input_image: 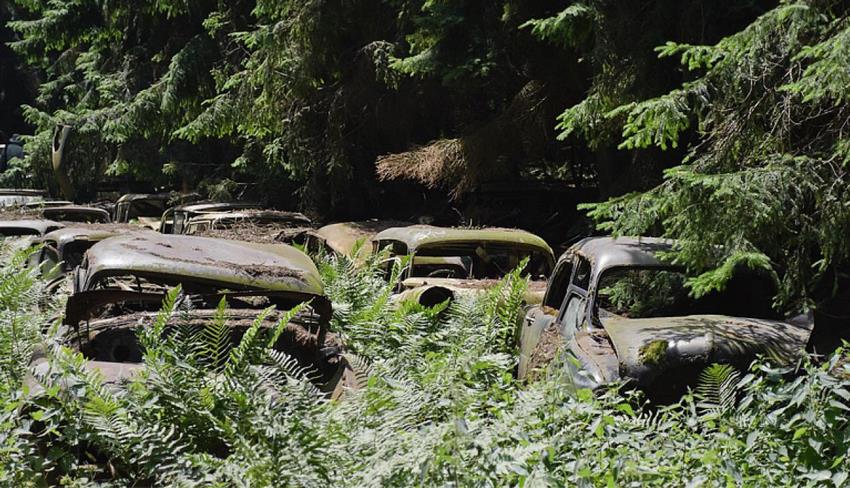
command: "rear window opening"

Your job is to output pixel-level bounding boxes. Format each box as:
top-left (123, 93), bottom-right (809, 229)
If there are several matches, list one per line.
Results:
top-left (411, 244), bottom-right (553, 280)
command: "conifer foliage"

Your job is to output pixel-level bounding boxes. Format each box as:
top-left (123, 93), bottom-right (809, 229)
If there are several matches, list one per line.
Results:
top-left (528, 0), bottom-right (850, 308)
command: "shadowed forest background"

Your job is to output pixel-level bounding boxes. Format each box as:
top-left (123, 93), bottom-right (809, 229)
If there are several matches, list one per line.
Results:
top-left (3, 0), bottom-right (850, 311)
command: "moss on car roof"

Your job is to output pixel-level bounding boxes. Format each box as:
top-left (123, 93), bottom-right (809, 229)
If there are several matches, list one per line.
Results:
top-left (372, 225), bottom-right (553, 255)
top-left (316, 220), bottom-right (412, 257)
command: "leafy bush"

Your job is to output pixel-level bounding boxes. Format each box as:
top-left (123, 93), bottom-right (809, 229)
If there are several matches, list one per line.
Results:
top-left (0, 245), bottom-right (848, 485)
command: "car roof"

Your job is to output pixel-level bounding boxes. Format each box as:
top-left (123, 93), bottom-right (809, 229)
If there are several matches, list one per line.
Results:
top-left (116, 193), bottom-right (172, 203)
top-left (176, 201), bottom-right (262, 214)
top-left (317, 220), bottom-right (412, 256)
top-left (40, 224), bottom-right (148, 249)
top-left (42, 205), bottom-right (110, 217)
top-left (372, 225), bottom-right (553, 254)
top-left (567, 236), bottom-right (675, 279)
top-left (189, 209), bottom-right (310, 224)
top-left (20, 200), bottom-right (73, 208)
top-left (0, 219), bottom-right (64, 235)
top-left (0, 189), bottom-right (47, 196)
top-left (83, 233), bottom-right (323, 296)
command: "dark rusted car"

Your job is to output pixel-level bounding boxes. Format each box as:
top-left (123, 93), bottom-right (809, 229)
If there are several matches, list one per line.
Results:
top-left (517, 237), bottom-right (814, 401)
top-left (31, 233), bottom-right (357, 397)
top-left (159, 201), bottom-right (262, 234)
top-left (0, 189), bottom-right (47, 208)
top-left (182, 209), bottom-right (312, 243)
top-left (28, 224), bottom-right (150, 284)
top-left (1, 203), bottom-right (110, 224)
top-left (114, 193), bottom-right (201, 230)
top-left (372, 225), bottom-right (555, 307)
top-left (0, 219), bottom-right (63, 238)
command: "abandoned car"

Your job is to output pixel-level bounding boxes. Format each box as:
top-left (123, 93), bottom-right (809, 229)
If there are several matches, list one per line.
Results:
top-left (28, 224), bottom-right (149, 280)
top-left (114, 193), bottom-right (200, 229)
top-left (371, 225), bottom-right (555, 306)
top-left (181, 209), bottom-right (312, 242)
top-left (517, 237), bottom-right (814, 400)
top-left (159, 201), bottom-right (262, 234)
top-left (41, 205), bottom-right (111, 223)
top-left (34, 233), bottom-right (356, 396)
top-left (9, 204), bottom-right (111, 224)
top-left (0, 188), bottom-right (47, 207)
top-left (289, 220), bottom-right (413, 260)
top-left (0, 219), bottom-right (63, 238)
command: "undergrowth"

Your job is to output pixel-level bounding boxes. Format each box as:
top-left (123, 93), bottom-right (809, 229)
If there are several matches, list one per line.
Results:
top-left (0, 244), bottom-right (847, 486)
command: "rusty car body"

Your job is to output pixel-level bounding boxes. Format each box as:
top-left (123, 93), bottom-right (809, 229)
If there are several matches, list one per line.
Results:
top-left (36, 233), bottom-right (355, 396)
top-left (182, 209), bottom-right (312, 243)
top-left (0, 219), bottom-right (64, 238)
top-left (371, 225), bottom-right (555, 307)
top-left (517, 237), bottom-right (814, 401)
top-left (159, 201), bottom-right (262, 234)
top-left (114, 193), bottom-right (201, 230)
top-left (28, 224), bottom-right (150, 279)
top-left (285, 220), bottom-right (411, 259)
top-left (0, 189), bottom-right (47, 208)
top-left (41, 205), bottom-right (111, 223)
top-left (0, 219), bottom-right (65, 255)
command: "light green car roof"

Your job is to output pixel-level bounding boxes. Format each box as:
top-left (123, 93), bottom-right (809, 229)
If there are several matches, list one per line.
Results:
top-left (83, 233), bottom-right (323, 295)
top-left (40, 224), bottom-right (149, 250)
top-left (373, 225), bottom-right (553, 255)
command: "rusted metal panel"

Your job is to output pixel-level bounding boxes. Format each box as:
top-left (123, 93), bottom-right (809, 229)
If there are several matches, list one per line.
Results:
top-left (81, 233), bottom-right (324, 296)
top-left (520, 236), bottom-right (815, 395)
top-left (0, 219), bottom-right (64, 236)
top-left (315, 220), bottom-right (412, 258)
top-left (601, 314), bottom-right (814, 385)
top-left (373, 225), bottom-right (554, 255)
top-left (42, 205), bottom-right (111, 223)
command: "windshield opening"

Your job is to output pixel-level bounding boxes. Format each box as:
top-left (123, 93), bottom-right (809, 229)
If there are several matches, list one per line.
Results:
top-left (127, 200), bottom-right (166, 219)
top-left (412, 244), bottom-right (552, 280)
top-left (596, 267), bottom-right (780, 320)
top-left (0, 227), bottom-right (39, 236)
top-left (86, 274), bottom-right (316, 319)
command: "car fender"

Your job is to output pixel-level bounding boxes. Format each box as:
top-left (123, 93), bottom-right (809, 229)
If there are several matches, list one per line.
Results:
top-left (517, 305), bottom-right (559, 380)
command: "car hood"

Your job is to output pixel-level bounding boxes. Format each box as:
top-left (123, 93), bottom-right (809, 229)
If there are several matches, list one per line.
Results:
top-left (600, 314), bottom-right (813, 384)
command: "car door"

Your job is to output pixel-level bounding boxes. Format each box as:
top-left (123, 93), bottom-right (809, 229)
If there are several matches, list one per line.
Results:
top-left (558, 255), bottom-right (591, 332)
top-left (518, 255), bottom-right (588, 379)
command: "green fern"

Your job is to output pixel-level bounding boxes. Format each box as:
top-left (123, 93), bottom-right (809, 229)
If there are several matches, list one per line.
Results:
top-left (695, 363), bottom-right (742, 417)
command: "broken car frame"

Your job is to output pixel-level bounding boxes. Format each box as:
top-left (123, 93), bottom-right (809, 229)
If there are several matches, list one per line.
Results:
top-left (371, 225), bottom-right (555, 307)
top-left (37, 233), bottom-right (357, 397)
top-left (517, 237), bottom-right (814, 401)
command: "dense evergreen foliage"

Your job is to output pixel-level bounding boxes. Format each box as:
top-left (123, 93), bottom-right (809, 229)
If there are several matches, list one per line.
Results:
top-left (7, 1), bottom-right (849, 308)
